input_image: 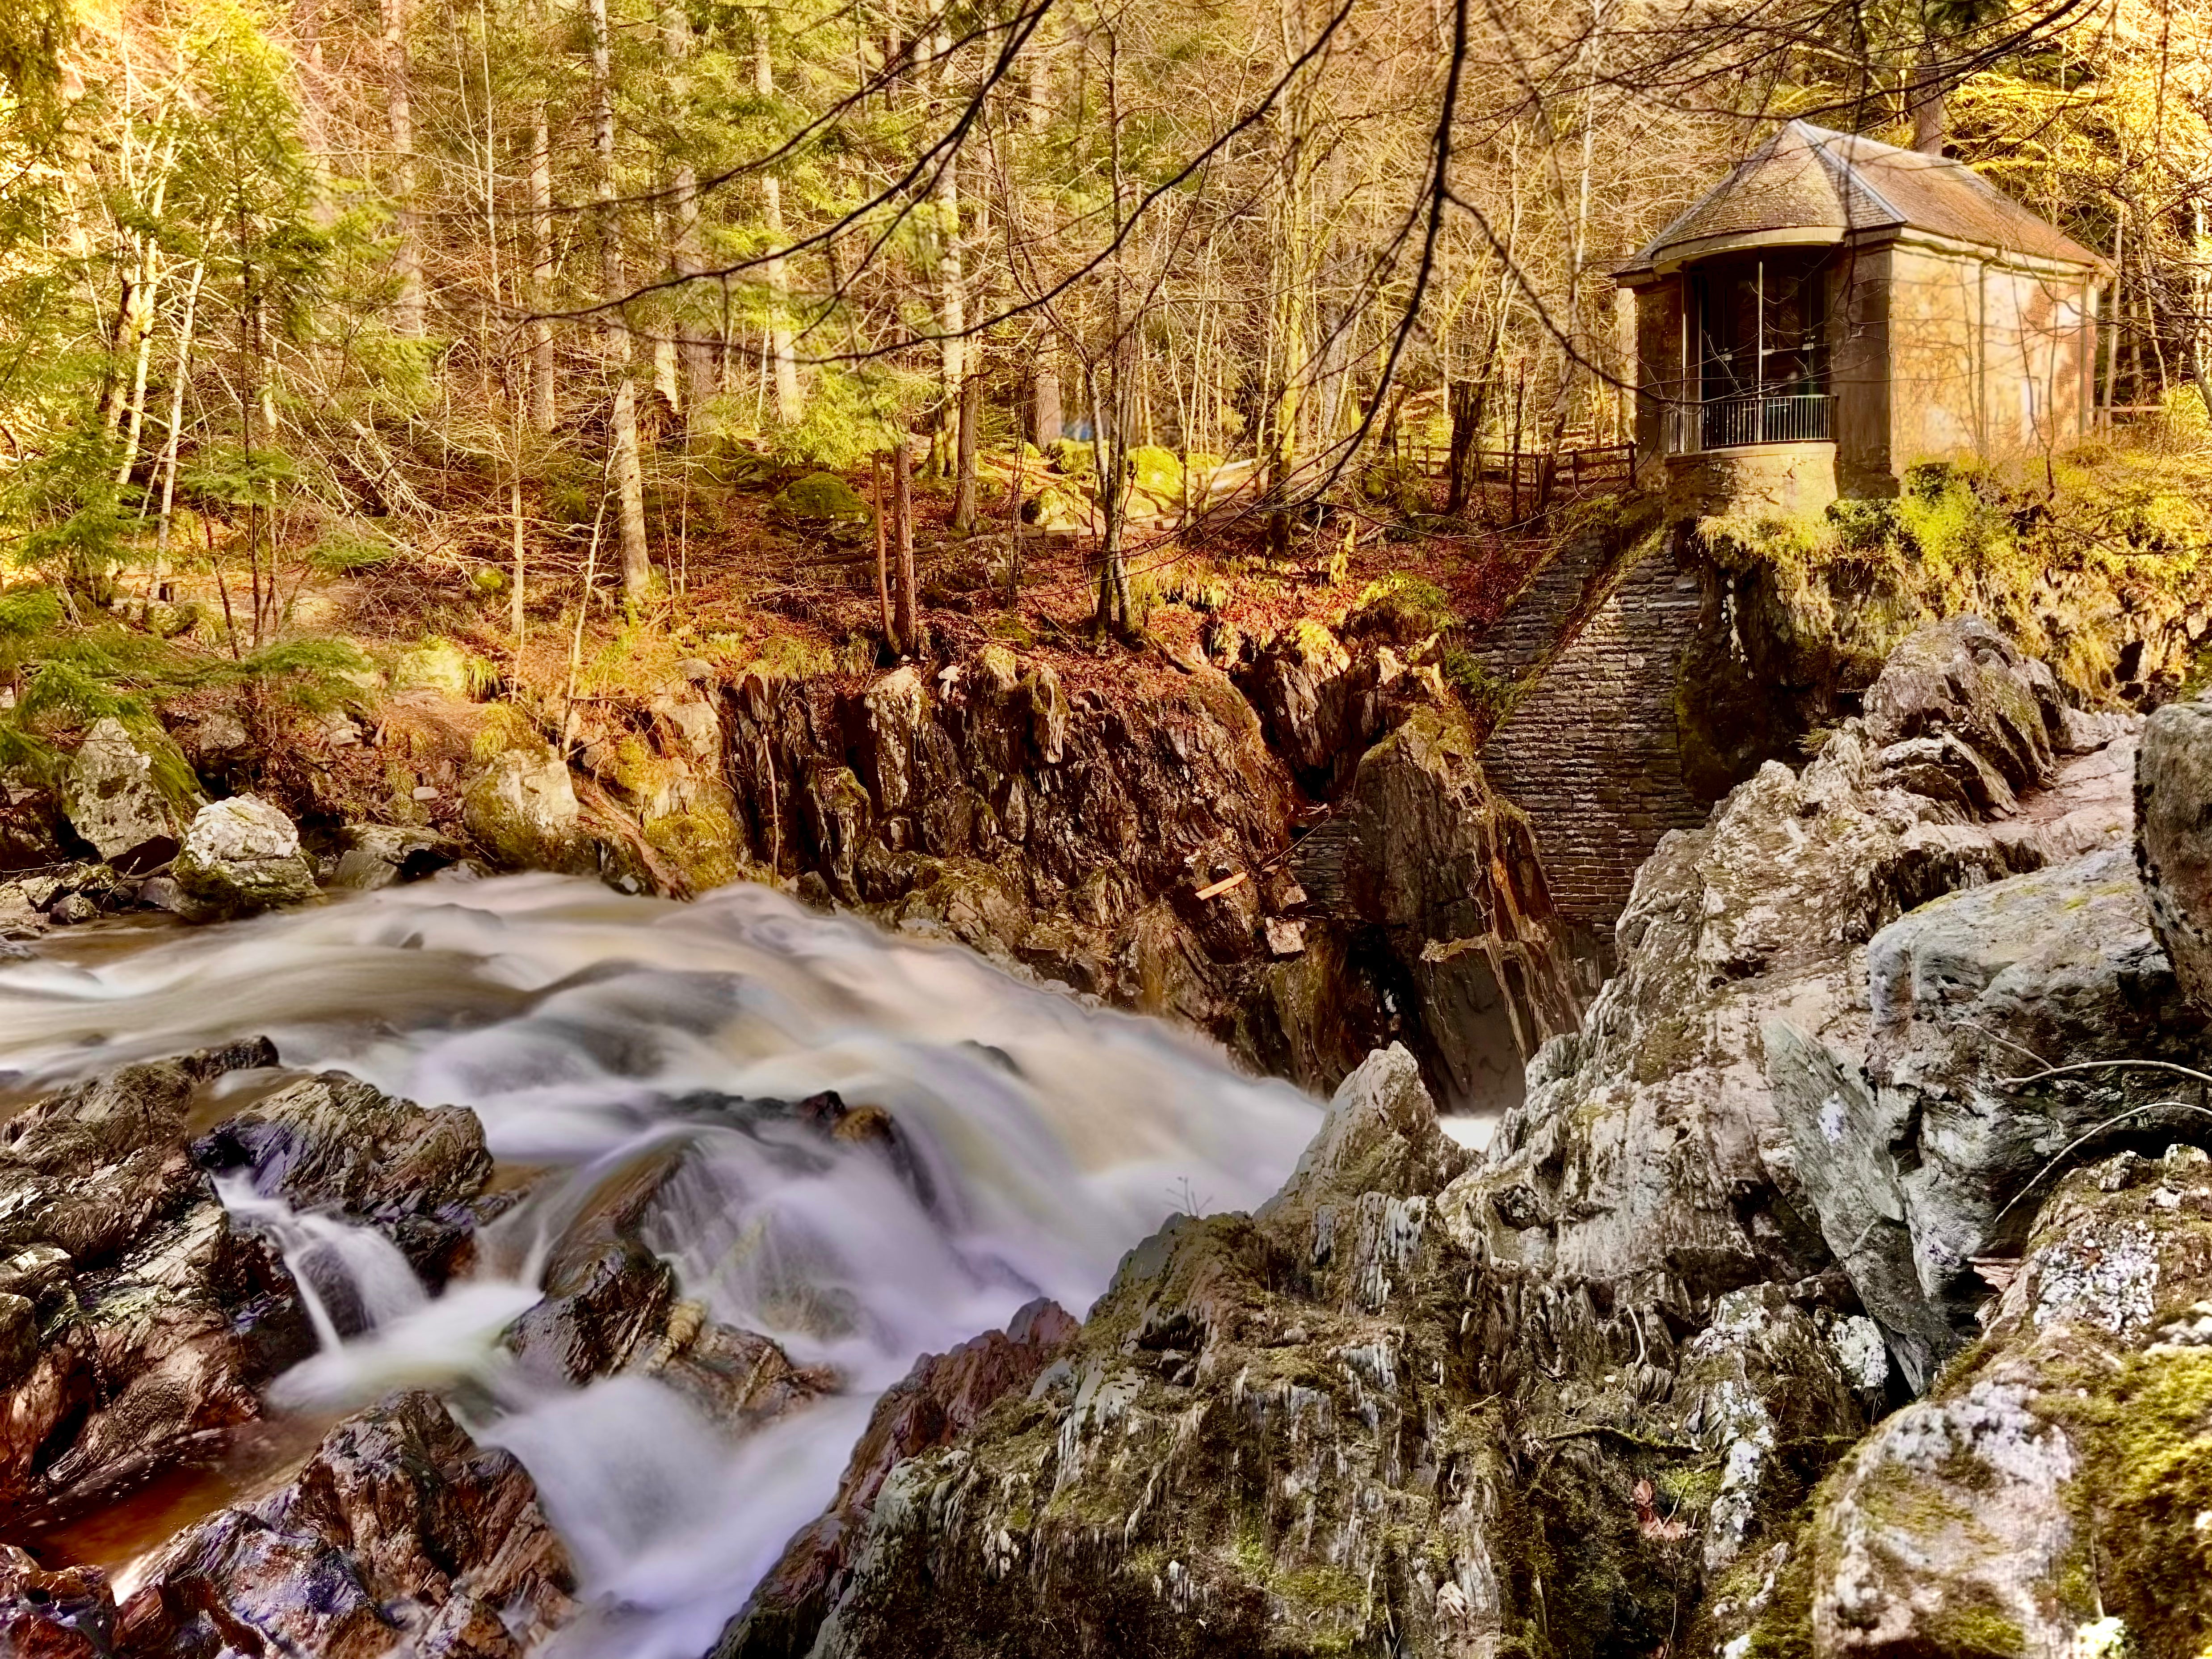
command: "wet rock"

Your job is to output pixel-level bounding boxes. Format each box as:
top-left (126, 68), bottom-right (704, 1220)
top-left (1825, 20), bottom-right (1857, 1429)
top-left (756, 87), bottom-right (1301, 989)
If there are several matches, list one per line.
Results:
top-left (327, 823), bottom-right (463, 890)
top-left (0, 1543), bottom-right (114, 1657)
top-left (118, 1389), bottom-right (575, 1659)
top-left (2136, 690), bottom-right (2212, 1011)
top-left (0, 1041), bottom-right (315, 1522)
top-left (60, 717), bottom-right (199, 871)
top-left (194, 1070), bottom-right (495, 1284)
top-left (635, 1302), bottom-right (836, 1433)
top-left (463, 748), bottom-right (586, 872)
top-left (172, 794), bottom-right (318, 919)
top-left (503, 1154), bottom-right (681, 1385)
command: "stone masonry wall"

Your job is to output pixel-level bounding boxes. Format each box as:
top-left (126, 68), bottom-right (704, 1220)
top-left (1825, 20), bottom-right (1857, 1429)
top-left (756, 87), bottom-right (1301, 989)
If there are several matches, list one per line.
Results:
top-left (1477, 536), bottom-right (1709, 939)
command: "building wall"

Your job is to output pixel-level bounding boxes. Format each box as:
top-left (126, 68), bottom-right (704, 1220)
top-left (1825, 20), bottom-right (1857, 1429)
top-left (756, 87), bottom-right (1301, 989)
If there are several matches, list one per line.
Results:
top-left (1632, 276), bottom-right (1683, 462)
top-left (1883, 241), bottom-right (2096, 469)
top-left (1977, 258), bottom-right (2096, 454)
top-left (1665, 443), bottom-right (1838, 521)
top-left (1826, 243), bottom-right (1896, 496)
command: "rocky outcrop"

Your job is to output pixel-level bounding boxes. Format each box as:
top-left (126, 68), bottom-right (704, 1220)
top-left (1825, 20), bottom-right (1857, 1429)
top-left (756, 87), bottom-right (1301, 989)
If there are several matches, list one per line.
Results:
top-left (715, 1045), bottom-right (1513, 1659)
top-left (172, 795), bottom-right (318, 919)
top-left (0, 1040), bottom-right (313, 1524)
top-left (1294, 703), bottom-right (1581, 1111)
top-left (193, 1070), bottom-right (499, 1284)
top-left (1796, 1145), bottom-right (2212, 1659)
top-left (61, 716), bottom-right (198, 871)
top-left (722, 1297), bottom-right (1077, 1659)
top-left (2136, 689), bottom-right (2212, 1010)
top-left (710, 619), bottom-right (2184, 1659)
top-left (718, 641), bottom-right (1578, 1107)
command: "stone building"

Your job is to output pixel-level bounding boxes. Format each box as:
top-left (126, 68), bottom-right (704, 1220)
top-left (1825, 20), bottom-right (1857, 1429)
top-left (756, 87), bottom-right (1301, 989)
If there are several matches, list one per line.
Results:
top-left (1615, 120), bottom-right (2108, 520)
top-left (1476, 126), bottom-right (2109, 961)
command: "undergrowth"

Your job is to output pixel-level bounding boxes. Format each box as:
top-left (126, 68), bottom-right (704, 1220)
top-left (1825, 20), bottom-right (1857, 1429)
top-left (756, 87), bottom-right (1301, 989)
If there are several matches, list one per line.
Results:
top-left (0, 585), bottom-right (365, 783)
top-left (1695, 420), bottom-right (2212, 701)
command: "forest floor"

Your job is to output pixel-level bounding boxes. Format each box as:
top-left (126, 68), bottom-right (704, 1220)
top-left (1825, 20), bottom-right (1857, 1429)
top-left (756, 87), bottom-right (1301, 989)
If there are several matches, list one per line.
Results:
top-left (287, 457), bottom-right (1574, 714)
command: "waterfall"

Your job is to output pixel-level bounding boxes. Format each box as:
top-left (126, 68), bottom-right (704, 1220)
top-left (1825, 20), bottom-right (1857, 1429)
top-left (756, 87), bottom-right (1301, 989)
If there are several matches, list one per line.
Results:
top-left (0, 874), bottom-right (1323, 1658)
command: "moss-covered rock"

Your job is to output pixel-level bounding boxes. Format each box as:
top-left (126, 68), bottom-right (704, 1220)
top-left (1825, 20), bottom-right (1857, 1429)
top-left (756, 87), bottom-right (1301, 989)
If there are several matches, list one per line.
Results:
top-left (173, 795), bottom-right (319, 920)
top-left (770, 471), bottom-right (873, 525)
top-left (1805, 1145), bottom-right (2212, 1659)
top-left (462, 748), bottom-right (589, 872)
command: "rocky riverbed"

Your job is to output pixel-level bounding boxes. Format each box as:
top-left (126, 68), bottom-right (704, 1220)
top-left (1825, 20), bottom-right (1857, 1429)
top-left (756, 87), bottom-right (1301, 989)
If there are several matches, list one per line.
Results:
top-left (2, 616), bottom-right (2210, 1659)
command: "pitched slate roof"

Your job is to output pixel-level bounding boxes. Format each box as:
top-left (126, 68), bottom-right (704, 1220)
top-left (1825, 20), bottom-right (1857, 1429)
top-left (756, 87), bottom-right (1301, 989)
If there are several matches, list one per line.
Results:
top-left (1616, 121), bottom-right (2106, 275)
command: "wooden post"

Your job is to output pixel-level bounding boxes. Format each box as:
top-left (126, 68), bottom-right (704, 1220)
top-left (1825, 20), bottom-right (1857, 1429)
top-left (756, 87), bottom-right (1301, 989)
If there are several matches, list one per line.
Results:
top-left (1005, 439), bottom-right (1026, 607)
top-left (872, 451), bottom-right (892, 650)
top-left (1508, 369), bottom-right (1526, 524)
top-left (892, 438), bottom-right (917, 655)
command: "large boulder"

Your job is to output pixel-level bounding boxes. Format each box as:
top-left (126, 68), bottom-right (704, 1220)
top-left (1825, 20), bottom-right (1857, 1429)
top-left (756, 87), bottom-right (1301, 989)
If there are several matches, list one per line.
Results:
top-left (60, 716), bottom-right (199, 870)
top-left (172, 794), bottom-right (318, 919)
top-left (1796, 1145), bottom-right (2212, 1659)
top-left (1860, 615), bottom-right (2061, 791)
top-left (2135, 690), bottom-right (2212, 1009)
top-left (463, 748), bottom-right (586, 872)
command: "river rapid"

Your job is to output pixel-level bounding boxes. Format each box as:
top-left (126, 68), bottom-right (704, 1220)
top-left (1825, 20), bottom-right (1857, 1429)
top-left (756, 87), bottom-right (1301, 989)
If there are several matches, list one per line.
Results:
top-left (1, 873), bottom-right (1324, 1658)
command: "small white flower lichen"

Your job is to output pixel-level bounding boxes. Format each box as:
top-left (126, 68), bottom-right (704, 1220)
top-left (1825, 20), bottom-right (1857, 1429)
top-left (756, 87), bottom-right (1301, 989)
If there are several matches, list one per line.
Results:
top-left (2033, 1221), bottom-right (2159, 1338)
top-left (1826, 1315), bottom-right (1889, 1394)
top-left (2066, 1615), bottom-right (2126, 1659)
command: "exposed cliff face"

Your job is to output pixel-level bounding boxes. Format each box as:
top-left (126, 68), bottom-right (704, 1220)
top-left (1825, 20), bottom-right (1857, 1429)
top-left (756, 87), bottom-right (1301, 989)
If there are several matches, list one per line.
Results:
top-left (698, 640), bottom-right (1578, 1113)
top-left (722, 616), bottom-right (2209, 1659)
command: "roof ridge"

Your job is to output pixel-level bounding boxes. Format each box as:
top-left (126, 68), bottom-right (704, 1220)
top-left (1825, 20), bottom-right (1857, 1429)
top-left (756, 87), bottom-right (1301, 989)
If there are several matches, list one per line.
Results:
top-left (1802, 128), bottom-right (1906, 228)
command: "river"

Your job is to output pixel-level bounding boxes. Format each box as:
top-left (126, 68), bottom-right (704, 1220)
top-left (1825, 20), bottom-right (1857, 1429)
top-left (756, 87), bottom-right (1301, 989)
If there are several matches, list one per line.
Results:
top-left (0, 872), bottom-right (1323, 1657)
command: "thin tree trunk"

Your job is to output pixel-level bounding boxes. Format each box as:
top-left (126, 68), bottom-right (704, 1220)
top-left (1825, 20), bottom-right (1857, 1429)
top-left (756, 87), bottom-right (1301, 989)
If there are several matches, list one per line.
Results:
top-left (1004, 438), bottom-right (1026, 605)
top-left (1093, 30), bottom-right (1132, 630)
top-left (153, 259), bottom-right (207, 583)
top-left (381, 0), bottom-right (427, 335)
top-left (528, 0), bottom-right (557, 432)
top-left (951, 372), bottom-right (983, 533)
top-left (756, 9), bottom-right (803, 422)
top-left (662, 1), bottom-right (715, 423)
top-left (1910, 47), bottom-right (1948, 156)
top-left (930, 25), bottom-right (967, 469)
top-left (892, 438), bottom-right (916, 653)
top-left (1032, 364), bottom-right (1062, 445)
top-left (589, 0), bottom-right (652, 600)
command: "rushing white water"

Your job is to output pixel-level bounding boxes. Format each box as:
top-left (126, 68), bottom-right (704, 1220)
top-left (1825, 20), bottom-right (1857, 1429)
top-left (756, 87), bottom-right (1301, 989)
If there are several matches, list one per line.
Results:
top-left (3, 874), bottom-right (1323, 1658)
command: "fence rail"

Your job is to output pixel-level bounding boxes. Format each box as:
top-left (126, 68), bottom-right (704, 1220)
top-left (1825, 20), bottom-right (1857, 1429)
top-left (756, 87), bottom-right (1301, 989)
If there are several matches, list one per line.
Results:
top-left (1402, 440), bottom-right (1634, 492)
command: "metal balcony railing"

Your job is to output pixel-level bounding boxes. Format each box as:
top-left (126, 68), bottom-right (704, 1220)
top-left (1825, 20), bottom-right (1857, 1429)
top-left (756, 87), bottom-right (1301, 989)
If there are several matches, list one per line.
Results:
top-left (1666, 392), bottom-right (1832, 454)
